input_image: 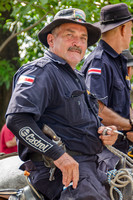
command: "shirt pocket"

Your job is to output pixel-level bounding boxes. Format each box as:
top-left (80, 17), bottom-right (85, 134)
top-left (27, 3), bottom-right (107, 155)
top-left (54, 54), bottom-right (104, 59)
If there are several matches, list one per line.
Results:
top-left (112, 80), bottom-right (125, 107)
top-left (64, 90), bottom-right (90, 125)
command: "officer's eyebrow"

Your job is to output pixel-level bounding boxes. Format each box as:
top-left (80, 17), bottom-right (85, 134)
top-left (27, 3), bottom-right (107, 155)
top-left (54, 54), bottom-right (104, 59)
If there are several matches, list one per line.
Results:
top-left (65, 28), bottom-right (87, 37)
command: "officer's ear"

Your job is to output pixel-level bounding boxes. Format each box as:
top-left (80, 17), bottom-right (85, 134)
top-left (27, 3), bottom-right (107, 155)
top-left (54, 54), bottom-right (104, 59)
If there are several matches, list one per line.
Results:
top-left (120, 24), bottom-right (126, 37)
top-left (47, 33), bottom-right (54, 48)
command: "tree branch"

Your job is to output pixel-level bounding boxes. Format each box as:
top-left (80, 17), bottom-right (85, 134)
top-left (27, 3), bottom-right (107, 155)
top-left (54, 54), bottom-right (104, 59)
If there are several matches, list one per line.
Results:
top-left (0, 13), bottom-right (49, 53)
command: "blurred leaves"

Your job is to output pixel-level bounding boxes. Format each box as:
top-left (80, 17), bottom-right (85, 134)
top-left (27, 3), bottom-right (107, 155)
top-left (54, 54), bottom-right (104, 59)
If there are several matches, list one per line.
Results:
top-left (0, 59), bottom-right (16, 89)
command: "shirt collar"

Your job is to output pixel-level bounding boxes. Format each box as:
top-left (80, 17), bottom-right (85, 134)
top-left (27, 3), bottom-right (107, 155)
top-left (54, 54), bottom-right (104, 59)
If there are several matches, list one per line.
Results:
top-left (99, 40), bottom-right (127, 71)
top-left (45, 50), bottom-right (67, 65)
top-left (99, 39), bottom-right (119, 58)
top-left (45, 50), bottom-right (82, 79)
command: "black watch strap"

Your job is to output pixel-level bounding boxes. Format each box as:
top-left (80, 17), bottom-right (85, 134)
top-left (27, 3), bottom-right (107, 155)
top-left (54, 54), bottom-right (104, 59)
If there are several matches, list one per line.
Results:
top-left (129, 118), bottom-right (133, 130)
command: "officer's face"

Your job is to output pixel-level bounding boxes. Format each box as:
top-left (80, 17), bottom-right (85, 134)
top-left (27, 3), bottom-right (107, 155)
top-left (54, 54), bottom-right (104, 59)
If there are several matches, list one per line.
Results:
top-left (123, 21), bottom-right (132, 49)
top-left (47, 23), bottom-right (88, 70)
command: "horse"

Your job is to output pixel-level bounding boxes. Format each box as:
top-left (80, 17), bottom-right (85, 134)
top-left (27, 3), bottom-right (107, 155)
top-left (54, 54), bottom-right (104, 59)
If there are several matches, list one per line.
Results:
top-left (0, 153), bottom-right (27, 199)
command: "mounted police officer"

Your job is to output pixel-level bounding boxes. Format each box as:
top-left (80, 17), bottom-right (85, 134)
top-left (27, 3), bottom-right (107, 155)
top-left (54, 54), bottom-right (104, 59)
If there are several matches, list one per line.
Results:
top-left (81, 3), bottom-right (133, 172)
top-left (6, 8), bottom-right (118, 200)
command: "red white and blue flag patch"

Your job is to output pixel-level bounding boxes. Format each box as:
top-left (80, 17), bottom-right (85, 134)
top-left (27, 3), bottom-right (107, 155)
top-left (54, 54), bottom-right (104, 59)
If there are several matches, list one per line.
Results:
top-left (17, 75), bottom-right (35, 85)
top-left (88, 68), bottom-right (101, 75)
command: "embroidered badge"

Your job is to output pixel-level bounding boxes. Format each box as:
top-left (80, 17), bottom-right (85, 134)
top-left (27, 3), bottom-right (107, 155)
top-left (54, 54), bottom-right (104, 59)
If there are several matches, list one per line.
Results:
top-left (19, 127), bottom-right (53, 153)
top-left (88, 68), bottom-right (101, 75)
top-left (87, 90), bottom-right (91, 95)
top-left (126, 75), bottom-right (130, 81)
top-left (17, 75), bottom-right (35, 85)
top-left (73, 9), bottom-right (86, 22)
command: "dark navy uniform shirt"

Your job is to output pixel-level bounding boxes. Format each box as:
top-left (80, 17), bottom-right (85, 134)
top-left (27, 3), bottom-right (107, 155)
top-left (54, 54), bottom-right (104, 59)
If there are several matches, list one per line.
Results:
top-left (81, 40), bottom-right (131, 119)
top-left (6, 51), bottom-right (102, 160)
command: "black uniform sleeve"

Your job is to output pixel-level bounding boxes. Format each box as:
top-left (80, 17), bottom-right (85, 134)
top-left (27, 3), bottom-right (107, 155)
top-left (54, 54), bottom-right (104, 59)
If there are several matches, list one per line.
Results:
top-left (6, 113), bottom-right (65, 160)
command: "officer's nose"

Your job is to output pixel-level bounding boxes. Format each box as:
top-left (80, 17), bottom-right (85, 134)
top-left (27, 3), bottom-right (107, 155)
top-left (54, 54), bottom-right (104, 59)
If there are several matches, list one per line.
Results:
top-left (72, 36), bottom-right (81, 47)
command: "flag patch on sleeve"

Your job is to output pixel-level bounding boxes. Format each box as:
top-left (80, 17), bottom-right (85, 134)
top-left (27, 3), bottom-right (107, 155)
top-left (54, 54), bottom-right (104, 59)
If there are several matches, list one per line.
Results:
top-left (17, 75), bottom-right (35, 85)
top-left (88, 68), bottom-right (101, 75)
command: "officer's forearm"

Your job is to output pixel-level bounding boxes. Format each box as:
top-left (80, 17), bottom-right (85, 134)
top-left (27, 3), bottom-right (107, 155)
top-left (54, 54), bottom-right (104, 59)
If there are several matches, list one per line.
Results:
top-left (130, 107), bottom-right (133, 119)
top-left (6, 113), bottom-right (65, 160)
top-left (98, 101), bottom-right (131, 131)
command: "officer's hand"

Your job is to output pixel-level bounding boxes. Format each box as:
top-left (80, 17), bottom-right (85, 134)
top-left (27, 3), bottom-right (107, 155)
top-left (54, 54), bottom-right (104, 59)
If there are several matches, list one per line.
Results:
top-left (54, 152), bottom-right (79, 189)
top-left (126, 131), bottom-right (133, 142)
top-left (98, 126), bottom-right (118, 145)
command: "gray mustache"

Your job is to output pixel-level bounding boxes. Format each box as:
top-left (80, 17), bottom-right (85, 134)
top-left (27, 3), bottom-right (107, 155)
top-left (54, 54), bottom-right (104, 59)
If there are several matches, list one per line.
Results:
top-left (68, 46), bottom-right (82, 54)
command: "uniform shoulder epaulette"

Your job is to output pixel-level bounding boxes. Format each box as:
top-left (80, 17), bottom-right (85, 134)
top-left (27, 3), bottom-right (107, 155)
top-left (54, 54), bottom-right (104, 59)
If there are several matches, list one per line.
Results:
top-left (16, 58), bottom-right (43, 74)
top-left (20, 57), bottom-right (52, 69)
top-left (94, 48), bottom-right (104, 59)
top-left (84, 48), bottom-right (104, 66)
top-left (35, 57), bottom-right (52, 68)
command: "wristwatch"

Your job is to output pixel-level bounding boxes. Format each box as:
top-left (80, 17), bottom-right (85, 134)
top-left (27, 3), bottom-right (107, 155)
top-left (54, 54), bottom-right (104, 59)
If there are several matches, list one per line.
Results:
top-left (129, 118), bottom-right (133, 130)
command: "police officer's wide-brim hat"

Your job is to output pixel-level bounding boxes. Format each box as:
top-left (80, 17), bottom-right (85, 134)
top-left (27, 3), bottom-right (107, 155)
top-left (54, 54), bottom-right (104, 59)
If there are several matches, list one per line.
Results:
top-left (122, 49), bottom-right (133, 67)
top-left (94, 3), bottom-right (133, 34)
top-left (38, 8), bottom-right (101, 48)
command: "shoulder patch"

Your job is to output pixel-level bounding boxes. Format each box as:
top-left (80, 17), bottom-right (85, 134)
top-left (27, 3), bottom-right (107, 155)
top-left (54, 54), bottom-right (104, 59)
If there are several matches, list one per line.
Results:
top-left (88, 67), bottom-right (101, 75)
top-left (17, 75), bottom-right (35, 85)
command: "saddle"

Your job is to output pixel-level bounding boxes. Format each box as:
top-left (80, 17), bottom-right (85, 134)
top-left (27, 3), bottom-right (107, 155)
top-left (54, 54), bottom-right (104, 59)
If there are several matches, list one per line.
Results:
top-left (0, 185), bottom-right (44, 200)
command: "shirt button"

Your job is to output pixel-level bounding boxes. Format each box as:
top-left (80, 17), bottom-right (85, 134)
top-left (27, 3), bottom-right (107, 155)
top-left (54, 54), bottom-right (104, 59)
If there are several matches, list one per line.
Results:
top-left (78, 101), bottom-right (81, 105)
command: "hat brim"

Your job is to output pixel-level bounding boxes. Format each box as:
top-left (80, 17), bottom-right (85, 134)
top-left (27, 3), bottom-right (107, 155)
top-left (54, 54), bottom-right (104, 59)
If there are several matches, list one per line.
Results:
top-left (38, 18), bottom-right (101, 48)
top-left (127, 60), bottom-right (133, 67)
top-left (94, 17), bottom-right (133, 33)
